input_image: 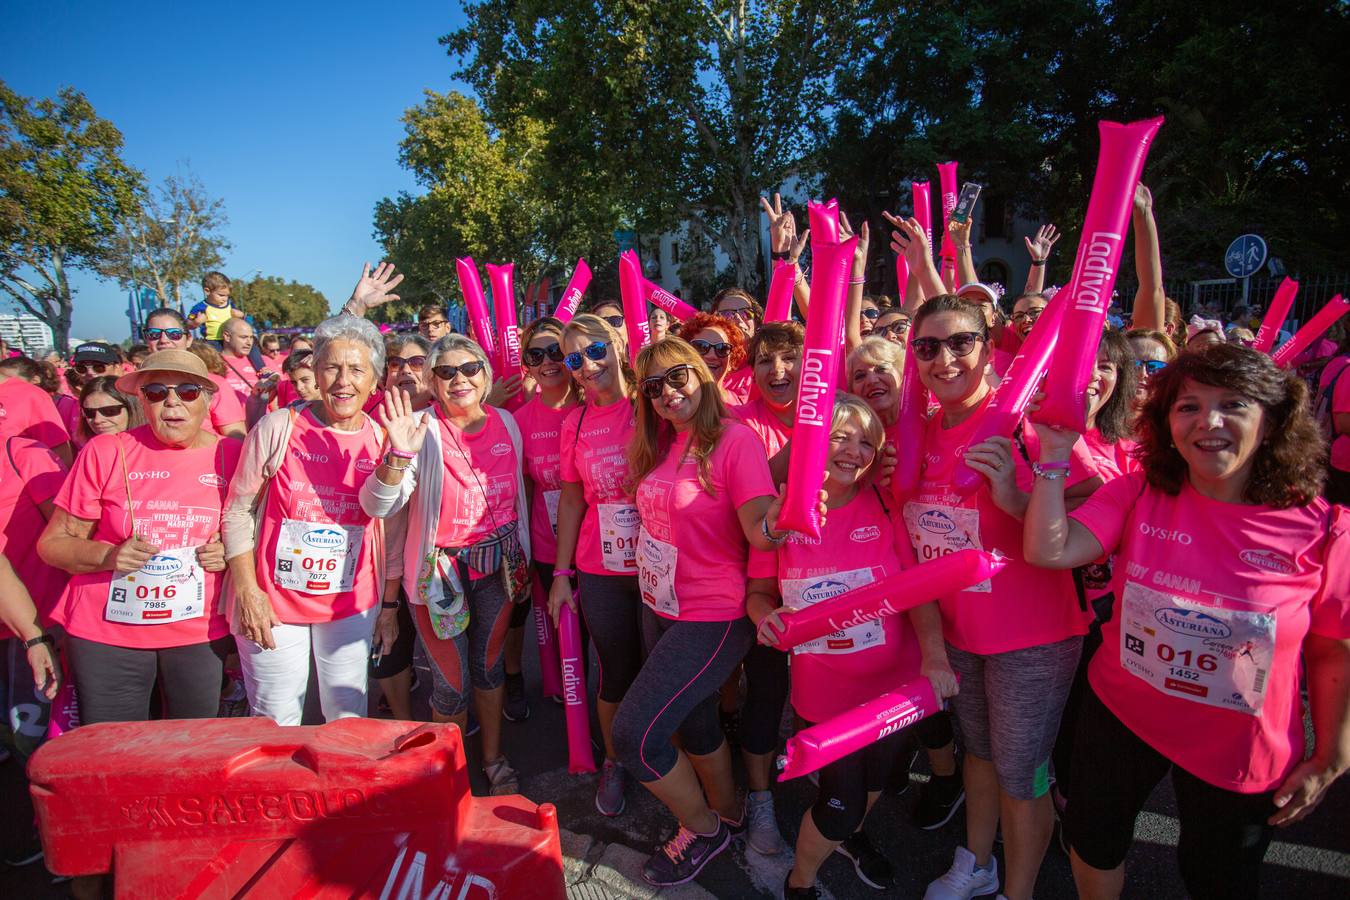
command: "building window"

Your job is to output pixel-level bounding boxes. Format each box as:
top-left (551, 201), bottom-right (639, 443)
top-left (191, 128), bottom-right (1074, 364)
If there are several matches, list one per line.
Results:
top-left (979, 259), bottom-right (1010, 291)
top-left (982, 194), bottom-right (1008, 240)
top-left (670, 242), bottom-right (680, 266)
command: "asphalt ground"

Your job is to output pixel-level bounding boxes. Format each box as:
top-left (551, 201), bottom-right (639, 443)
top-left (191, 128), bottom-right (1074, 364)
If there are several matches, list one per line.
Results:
top-left (3, 630), bottom-right (1347, 898)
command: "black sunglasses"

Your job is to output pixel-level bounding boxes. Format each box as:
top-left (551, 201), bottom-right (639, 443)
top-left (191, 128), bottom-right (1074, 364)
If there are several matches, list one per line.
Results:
top-left (523, 342), bottom-right (565, 367)
top-left (601, 315), bottom-right (624, 329)
top-left (877, 320), bottom-right (910, 338)
top-left (73, 361), bottom-right (113, 375)
top-left (387, 355), bottom-right (426, 371)
top-left (640, 364), bottom-right (695, 399)
top-left (141, 382), bottom-right (205, 403)
top-left (82, 404), bottom-right (127, 419)
top-left (690, 339), bottom-right (732, 358)
top-left (432, 361), bottom-right (485, 380)
top-left (143, 328), bottom-right (186, 341)
top-left (861, 308), bottom-right (881, 320)
top-left (910, 332), bottom-right (986, 362)
top-left (564, 341), bottom-right (609, 371)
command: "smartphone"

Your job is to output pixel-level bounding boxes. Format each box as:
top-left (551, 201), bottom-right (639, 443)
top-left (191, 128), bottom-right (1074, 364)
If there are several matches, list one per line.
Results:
top-left (950, 182), bottom-right (982, 224)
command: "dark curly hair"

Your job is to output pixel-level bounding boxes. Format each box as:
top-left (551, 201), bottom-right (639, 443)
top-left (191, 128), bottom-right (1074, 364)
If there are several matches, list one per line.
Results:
top-left (1093, 330), bottom-right (1139, 443)
top-left (1136, 343), bottom-right (1325, 508)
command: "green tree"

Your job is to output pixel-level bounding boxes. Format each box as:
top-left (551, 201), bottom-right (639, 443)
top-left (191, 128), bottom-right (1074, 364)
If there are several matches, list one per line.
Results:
top-left (231, 275), bottom-right (329, 329)
top-left (0, 82), bottom-right (143, 351)
top-left (101, 171), bottom-right (232, 307)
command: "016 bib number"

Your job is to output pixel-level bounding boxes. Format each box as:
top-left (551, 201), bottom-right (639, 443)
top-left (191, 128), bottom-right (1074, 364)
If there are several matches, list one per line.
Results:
top-left (273, 519), bottom-right (363, 595)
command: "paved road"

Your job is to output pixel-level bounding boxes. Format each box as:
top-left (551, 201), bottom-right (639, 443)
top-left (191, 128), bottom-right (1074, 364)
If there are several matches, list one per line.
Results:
top-left (3, 636), bottom-right (1348, 898)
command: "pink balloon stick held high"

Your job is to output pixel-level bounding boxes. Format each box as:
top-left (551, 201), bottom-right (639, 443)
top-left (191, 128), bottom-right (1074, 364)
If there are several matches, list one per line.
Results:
top-left (552, 258), bottom-right (593, 323)
top-left (487, 262), bottom-right (525, 410)
top-left (619, 250), bottom-right (700, 322)
top-left (779, 678), bottom-right (944, 781)
top-left (763, 259), bottom-right (796, 323)
top-left (808, 200), bottom-right (840, 243)
top-left (618, 252), bottom-right (653, 365)
top-left (559, 603), bottom-right (596, 774)
top-left (1252, 278), bottom-right (1300, 354)
top-left (894, 253), bottom-right (909, 306)
top-left (937, 162), bottom-right (959, 285)
top-left (911, 181), bottom-right (933, 257)
top-left (1032, 117), bottom-right (1164, 432)
top-left (532, 569), bottom-right (562, 699)
top-left (456, 257), bottom-right (497, 365)
top-left (1270, 295), bottom-right (1349, 368)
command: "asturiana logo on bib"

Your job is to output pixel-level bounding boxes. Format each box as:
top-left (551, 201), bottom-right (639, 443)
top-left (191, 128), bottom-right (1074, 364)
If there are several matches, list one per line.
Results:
top-left (850, 526), bottom-right (880, 543)
top-left (614, 507), bottom-right (640, 528)
top-left (918, 510), bottom-right (956, 535)
top-left (1239, 549), bottom-right (1296, 575)
top-left (802, 580), bottom-right (850, 604)
top-left (1154, 607), bottom-right (1232, 640)
top-left (1137, 522), bottom-right (1192, 545)
top-left (641, 540), bottom-right (663, 564)
top-left (142, 555), bottom-right (183, 576)
top-left (197, 473), bottom-right (226, 487)
top-left (302, 528), bottom-right (346, 550)
top-left (490, 442), bottom-right (512, 457)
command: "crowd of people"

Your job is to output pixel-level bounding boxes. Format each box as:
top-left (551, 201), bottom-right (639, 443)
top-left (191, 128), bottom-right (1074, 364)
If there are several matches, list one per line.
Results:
top-left (0, 184), bottom-right (1347, 900)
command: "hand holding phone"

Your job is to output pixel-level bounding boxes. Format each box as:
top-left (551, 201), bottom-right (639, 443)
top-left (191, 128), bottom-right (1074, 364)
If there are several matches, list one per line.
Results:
top-left (951, 182), bottom-right (982, 225)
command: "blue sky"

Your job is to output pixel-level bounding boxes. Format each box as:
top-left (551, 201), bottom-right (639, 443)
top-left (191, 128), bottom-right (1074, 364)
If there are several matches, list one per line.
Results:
top-left (4, 1), bottom-right (469, 341)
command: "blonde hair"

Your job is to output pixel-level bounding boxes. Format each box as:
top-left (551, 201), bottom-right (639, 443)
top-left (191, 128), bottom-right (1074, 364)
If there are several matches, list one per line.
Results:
top-left (562, 313), bottom-right (636, 402)
top-left (427, 333), bottom-right (493, 405)
top-left (830, 393), bottom-right (885, 488)
top-left (186, 342), bottom-right (226, 376)
top-left (1127, 328), bottom-right (1177, 361)
top-left (628, 337), bottom-right (727, 495)
top-left (847, 335), bottom-right (903, 374)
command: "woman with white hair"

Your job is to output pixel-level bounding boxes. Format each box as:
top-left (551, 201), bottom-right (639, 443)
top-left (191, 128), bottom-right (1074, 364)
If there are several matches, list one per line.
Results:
top-left (363, 332), bottom-right (532, 795)
top-left (223, 314), bottom-right (398, 725)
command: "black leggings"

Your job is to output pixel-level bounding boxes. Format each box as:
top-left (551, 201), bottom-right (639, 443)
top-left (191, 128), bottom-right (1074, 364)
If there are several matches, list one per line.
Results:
top-left (65, 635), bottom-right (233, 725)
top-left (613, 609), bottom-right (753, 782)
top-left (740, 642), bottom-right (789, 755)
top-left (1052, 591), bottom-right (1114, 798)
top-left (577, 570), bottom-right (642, 705)
top-left (1066, 685), bottom-right (1277, 899)
top-left (811, 726), bottom-right (907, 841)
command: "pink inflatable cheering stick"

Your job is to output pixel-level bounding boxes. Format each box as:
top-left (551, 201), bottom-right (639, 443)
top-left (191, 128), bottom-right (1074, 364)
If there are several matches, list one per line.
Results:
top-left (46, 672), bottom-right (79, 739)
top-left (779, 677), bottom-right (944, 781)
top-left (456, 257), bottom-right (498, 366)
top-left (775, 233), bottom-right (857, 539)
top-left (552, 258), bottom-right (592, 323)
top-left (487, 263), bottom-right (525, 410)
top-left (618, 250), bottom-right (700, 322)
top-left (894, 253), bottom-right (909, 306)
top-left (1032, 117), bottom-right (1164, 432)
top-left (763, 259), bottom-right (796, 323)
top-left (950, 289), bottom-right (1070, 497)
top-left (911, 181), bottom-right (933, 256)
top-left (558, 603), bottom-right (596, 774)
top-left (766, 549), bottom-right (1004, 651)
top-left (531, 569), bottom-right (562, 700)
top-left (1252, 278), bottom-right (1300, 353)
top-left (808, 199), bottom-right (840, 243)
top-left (937, 162), bottom-right (959, 286)
top-left (1271, 295), bottom-right (1349, 368)
top-left (890, 332), bottom-right (927, 501)
top-left (617, 252), bottom-right (653, 365)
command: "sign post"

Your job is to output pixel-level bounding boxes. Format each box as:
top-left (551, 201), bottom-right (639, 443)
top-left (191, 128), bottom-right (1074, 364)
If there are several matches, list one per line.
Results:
top-left (1224, 233), bottom-right (1268, 305)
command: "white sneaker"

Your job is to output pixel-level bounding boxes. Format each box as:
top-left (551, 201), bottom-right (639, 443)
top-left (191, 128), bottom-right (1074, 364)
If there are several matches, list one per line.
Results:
top-left (923, 846), bottom-right (1000, 900)
top-left (745, 790), bottom-right (784, 855)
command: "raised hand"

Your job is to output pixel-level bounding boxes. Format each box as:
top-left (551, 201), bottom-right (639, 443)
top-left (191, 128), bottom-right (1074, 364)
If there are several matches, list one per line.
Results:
top-left (839, 212), bottom-right (870, 277)
top-left (346, 262), bottom-right (405, 316)
top-left (380, 388), bottom-right (429, 454)
top-left (1024, 224), bottom-right (1061, 262)
top-left (760, 193), bottom-right (797, 254)
top-left (882, 213), bottom-right (932, 268)
top-left (1133, 182), bottom-right (1153, 214)
top-left (948, 216), bottom-right (973, 250)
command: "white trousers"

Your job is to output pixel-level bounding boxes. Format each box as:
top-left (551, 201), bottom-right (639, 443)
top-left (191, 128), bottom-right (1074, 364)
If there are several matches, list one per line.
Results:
top-left (237, 606), bottom-right (376, 725)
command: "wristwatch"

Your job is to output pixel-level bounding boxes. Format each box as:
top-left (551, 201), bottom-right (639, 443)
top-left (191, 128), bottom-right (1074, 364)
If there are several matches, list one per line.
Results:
top-left (24, 634), bottom-right (54, 650)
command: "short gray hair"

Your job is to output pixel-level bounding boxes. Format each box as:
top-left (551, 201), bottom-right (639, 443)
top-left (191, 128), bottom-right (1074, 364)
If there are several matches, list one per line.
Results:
top-left (848, 335), bottom-right (903, 373)
top-left (314, 315), bottom-right (386, 372)
top-left (427, 333), bottom-right (493, 398)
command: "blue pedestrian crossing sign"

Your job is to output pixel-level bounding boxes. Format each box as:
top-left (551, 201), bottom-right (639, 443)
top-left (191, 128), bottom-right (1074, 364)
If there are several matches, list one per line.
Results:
top-left (1225, 234), bottom-right (1267, 279)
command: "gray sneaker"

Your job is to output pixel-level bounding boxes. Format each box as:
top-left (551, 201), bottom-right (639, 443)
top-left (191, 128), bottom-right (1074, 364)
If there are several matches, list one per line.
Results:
top-left (595, 758), bottom-right (628, 817)
top-left (745, 790), bottom-right (784, 855)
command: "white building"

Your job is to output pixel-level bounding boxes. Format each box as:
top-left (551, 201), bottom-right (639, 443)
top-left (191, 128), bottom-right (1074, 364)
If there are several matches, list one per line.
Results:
top-left (0, 314), bottom-right (54, 356)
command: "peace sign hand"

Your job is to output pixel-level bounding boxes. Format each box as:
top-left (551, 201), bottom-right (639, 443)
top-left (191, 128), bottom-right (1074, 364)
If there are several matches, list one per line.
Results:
top-left (760, 193), bottom-right (797, 254)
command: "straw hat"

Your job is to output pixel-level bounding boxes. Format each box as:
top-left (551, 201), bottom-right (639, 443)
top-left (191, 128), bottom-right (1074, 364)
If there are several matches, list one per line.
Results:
top-left (115, 350), bottom-right (216, 394)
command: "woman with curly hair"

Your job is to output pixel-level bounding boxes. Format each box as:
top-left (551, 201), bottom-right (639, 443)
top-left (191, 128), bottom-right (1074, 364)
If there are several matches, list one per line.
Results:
top-left (1025, 343), bottom-right (1350, 900)
top-left (678, 311), bottom-right (750, 404)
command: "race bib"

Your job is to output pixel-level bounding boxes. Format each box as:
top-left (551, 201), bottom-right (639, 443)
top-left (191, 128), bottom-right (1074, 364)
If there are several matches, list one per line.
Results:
top-left (273, 519), bottom-right (364, 595)
top-left (902, 501), bottom-right (991, 592)
top-left (598, 503), bottom-right (640, 572)
top-left (1118, 581), bottom-right (1276, 716)
top-left (637, 527), bottom-right (679, 616)
top-left (105, 546), bottom-right (206, 625)
top-left (543, 489), bottom-right (562, 537)
top-left (781, 567), bottom-right (886, 656)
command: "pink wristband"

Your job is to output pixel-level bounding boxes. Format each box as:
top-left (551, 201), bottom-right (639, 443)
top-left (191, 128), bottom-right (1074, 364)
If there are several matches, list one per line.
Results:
top-left (1035, 459), bottom-right (1071, 470)
top-left (387, 448), bottom-right (417, 460)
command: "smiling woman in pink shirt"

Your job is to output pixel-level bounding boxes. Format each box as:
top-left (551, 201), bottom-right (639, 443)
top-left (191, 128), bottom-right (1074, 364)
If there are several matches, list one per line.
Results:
top-left (1025, 343), bottom-right (1350, 900)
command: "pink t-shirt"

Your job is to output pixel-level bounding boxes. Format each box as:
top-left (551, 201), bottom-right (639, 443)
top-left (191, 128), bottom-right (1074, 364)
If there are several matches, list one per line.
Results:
top-left (48, 428), bottom-right (240, 649)
top-left (434, 406), bottom-right (520, 549)
top-left (634, 421), bottom-right (776, 621)
top-left (748, 486), bottom-right (921, 722)
top-left (991, 348), bottom-right (1013, 376)
top-left (515, 397), bottom-right (575, 565)
top-left (220, 354), bottom-right (260, 406)
top-left (1071, 474), bottom-right (1350, 792)
top-left (903, 400), bottom-right (1093, 654)
top-left (0, 436), bottom-right (68, 631)
top-left (206, 373), bottom-right (246, 435)
top-left (1082, 429), bottom-right (1140, 482)
top-left (55, 393), bottom-right (82, 446)
top-left (558, 398), bottom-right (638, 575)
top-left (255, 409), bottom-right (384, 623)
top-left (1330, 360), bottom-right (1350, 471)
top-left (722, 365), bottom-right (757, 404)
top-left (734, 398), bottom-right (791, 458)
top-left (0, 377), bottom-right (70, 452)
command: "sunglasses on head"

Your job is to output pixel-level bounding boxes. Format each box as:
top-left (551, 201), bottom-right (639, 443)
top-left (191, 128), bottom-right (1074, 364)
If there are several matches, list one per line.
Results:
top-left (522, 342), bottom-right (565, 367)
top-left (73, 361), bottom-right (112, 375)
top-left (690, 339), bottom-right (731, 358)
top-left (601, 315), bottom-right (624, 329)
top-left (1134, 359), bottom-right (1168, 375)
top-left (564, 341), bottom-right (609, 371)
top-left (143, 328), bottom-right (186, 341)
top-left (82, 404), bottom-right (126, 419)
top-left (431, 361), bottom-right (485, 381)
top-left (141, 382), bottom-right (205, 403)
top-left (861, 308), bottom-right (881, 320)
top-left (910, 332), bottom-right (986, 362)
top-left (387, 355), bottom-right (426, 371)
top-left (640, 364), bottom-right (695, 399)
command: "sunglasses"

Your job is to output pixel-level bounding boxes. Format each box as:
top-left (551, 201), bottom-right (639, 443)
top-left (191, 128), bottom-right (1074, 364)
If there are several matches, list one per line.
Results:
top-left (141, 382), bottom-right (205, 403)
top-left (640, 364), bottom-right (695, 399)
top-left (1011, 307), bottom-right (1045, 324)
top-left (877, 320), bottom-right (911, 338)
top-left (690, 339), bottom-right (732, 358)
top-left (522, 342), bottom-right (565, 367)
top-left (73, 362), bottom-right (112, 375)
top-left (564, 341), bottom-right (609, 371)
top-left (718, 306), bottom-right (754, 319)
top-left (861, 308), bottom-right (881, 320)
top-left (431, 361), bottom-right (485, 381)
top-left (143, 328), bottom-right (186, 341)
top-left (601, 315), bottom-right (625, 330)
top-left (910, 332), bottom-right (986, 362)
top-left (1134, 359), bottom-right (1168, 375)
top-left (387, 355), bottom-right (426, 371)
top-left (82, 404), bottom-right (127, 419)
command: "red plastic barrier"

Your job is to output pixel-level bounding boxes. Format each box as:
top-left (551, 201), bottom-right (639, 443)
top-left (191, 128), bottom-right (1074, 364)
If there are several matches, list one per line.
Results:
top-left (29, 718), bottom-right (565, 899)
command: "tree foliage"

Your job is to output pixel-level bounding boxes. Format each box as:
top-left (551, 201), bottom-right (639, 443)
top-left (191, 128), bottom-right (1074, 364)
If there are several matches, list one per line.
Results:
top-left (231, 275), bottom-right (329, 329)
top-left (0, 81), bottom-right (143, 351)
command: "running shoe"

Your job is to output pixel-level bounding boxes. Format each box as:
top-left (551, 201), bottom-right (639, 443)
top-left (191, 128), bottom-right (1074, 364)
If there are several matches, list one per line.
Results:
top-left (594, 758), bottom-right (628, 817)
top-left (835, 830), bottom-right (894, 890)
top-left (915, 769), bottom-right (965, 830)
top-left (923, 846), bottom-right (999, 900)
top-left (502, 672), bottom-right (530, 722)
top-left (783, 872), bottom-right (822, 899)
top-left (745, 790), bottom-right (784, 855)
top-left (642, 819), bottom-right (730, 886)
